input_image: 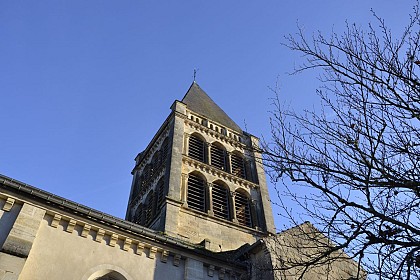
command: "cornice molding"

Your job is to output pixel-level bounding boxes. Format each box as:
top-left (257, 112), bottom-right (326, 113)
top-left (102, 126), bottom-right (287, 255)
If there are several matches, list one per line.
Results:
top-left (182, 156), bottom-right (259, 190)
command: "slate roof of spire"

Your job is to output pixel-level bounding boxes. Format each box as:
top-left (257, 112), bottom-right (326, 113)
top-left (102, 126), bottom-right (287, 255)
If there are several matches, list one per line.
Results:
top-left (181, 82), bottom-right (243, 133)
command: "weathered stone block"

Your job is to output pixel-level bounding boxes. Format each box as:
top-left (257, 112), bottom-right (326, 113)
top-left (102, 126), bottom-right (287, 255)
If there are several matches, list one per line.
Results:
top-left (2, 204), bottom-right (45, 257)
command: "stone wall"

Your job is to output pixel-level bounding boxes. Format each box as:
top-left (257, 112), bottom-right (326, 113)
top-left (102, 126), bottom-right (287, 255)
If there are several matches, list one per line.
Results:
top-left (251, 222), bottom-right (365, 280)
top-left (0, 195), bottom-right (246, 280)
top-left (0, 197), bottom-right (45, 280)
top-left (176, 206), bottom-right (259, 252)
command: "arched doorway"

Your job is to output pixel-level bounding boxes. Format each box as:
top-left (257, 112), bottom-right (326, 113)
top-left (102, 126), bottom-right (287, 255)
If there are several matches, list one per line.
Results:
top-left (83, 264), bottom-right (133, 280)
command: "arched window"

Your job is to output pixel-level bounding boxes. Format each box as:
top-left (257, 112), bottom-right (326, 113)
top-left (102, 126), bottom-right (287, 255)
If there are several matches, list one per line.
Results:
top-left (151, 151), bottom-right (160, 175)
top-left (139, 174), bottom-right (146, 195)
top-left (161, 137), bottom-right (169, 163)
top-left (187, 173), bottom-right (206, 212)
top-left (132, 173), bottom-right (141, 198)
top-left (210, 143), bottom-right (227, 171)
top-left (156, 178), bottom-right (165, 208)
top-left (231, 152), bottom-right (246, 179)
top-left (145, 191), bottom-right (155, 226)
top-left (235, 191), bottom-right (252, 227)
top-left (134, 204), bottom-right (143, 225)
top-left (188, 134), bottom-right (206, 163)
top-left (212, 181), bottom-right (230, 220)
top-left (143, 164), bottom-right (151, 180)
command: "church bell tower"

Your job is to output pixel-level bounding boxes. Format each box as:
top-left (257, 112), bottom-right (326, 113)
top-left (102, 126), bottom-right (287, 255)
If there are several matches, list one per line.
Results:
top-left (126, 82), bottom-right (275, 252)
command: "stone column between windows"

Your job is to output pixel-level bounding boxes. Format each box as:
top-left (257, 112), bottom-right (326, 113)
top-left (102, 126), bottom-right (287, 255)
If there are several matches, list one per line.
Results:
top-left (183, 133), bottom-right (190, 155)
top-left (207, 182), bottom-right (214, 216)
top-left (230, 191), bottom-right (238, 224)
top-left (226, 151), bottom-right (232, 174)
top-left (206, 143), bottom-right (212, 165)
top-left (181, 173), bottom-right (189, 207)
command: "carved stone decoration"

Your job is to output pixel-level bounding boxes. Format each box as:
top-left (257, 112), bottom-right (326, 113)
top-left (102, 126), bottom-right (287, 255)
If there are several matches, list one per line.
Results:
top-left (51, 214), bottom-right (62, 228)
top-left (136, 242), bottom-right (145, 255)
top-left (65, 219), bottom-right (76, 233)
top-left (208, 265), bottom-right (215, 277)
top-left (81, 224), bottom-right (91, 238)
top-left (123, 238), bottom-right (132, 251)
top-left (95, 228), bottom-right (105, 243)
top-left (149, 246), bottom-right (157, 259)
top-left (2, 197), bottom-right (15, 211)
top-left (161, 250), bottom-right (169, 263)
top-left (218, 268), bottom-right (226, 280)
top-left (173, 254), bottom-right (181, 266)
top-left (109, 233), bottom-right (118, 247)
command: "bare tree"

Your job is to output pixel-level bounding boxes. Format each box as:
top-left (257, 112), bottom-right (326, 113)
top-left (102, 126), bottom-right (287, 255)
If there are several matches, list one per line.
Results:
top-left (263, 3), bottom-right (420, 279)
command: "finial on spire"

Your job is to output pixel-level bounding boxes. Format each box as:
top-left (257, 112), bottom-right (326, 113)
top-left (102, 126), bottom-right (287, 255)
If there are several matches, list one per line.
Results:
top-left (193, 68), bottom-right (199, 83)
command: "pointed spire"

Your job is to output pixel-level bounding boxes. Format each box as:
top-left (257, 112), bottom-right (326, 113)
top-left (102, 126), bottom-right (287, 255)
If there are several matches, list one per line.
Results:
top-left (181, 83), bottom-right (242, 132)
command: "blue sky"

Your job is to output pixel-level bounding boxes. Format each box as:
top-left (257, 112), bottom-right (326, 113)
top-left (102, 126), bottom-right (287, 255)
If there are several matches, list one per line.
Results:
top-left (0, 1), bottom-right (413, 228)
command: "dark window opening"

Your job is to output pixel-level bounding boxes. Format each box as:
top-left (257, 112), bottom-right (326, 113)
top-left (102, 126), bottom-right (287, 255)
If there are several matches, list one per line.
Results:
top-left (187, 174), bottom-right (206, 212)
top-left (145, 191), bottom-right (155, 226)
top-left (189, 135), bottom-right (206, 163)
top-left (235, 192), bottom-right (252, 227)
top-left (231, 153), bottom-right (246, 179)
top-left (134, 204), bottom-right (143, 224)
top-left (212, 182), bottom-right (230, 220)
top-left (162, 138), bottom-right (169, 163)
top-left (156, 179), bottom-right (165, 208)
top-left (210, 145), bottom-right (226, 171)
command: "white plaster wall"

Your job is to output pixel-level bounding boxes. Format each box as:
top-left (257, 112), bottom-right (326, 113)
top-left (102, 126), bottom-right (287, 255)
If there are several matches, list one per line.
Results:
top-left (19, 217), bottom-right (185, 280)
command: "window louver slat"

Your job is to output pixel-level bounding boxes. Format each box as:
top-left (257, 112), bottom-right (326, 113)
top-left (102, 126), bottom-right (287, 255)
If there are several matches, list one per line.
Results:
top-left (157, 180), bottom-right (165, 207)
top-left (211, 146), bottom-right (226, 171)
top-left (235, 192), bottom-right (252, 227)
top-left (212, 183), bottom-right (230, 220)
top-left (145, 192), bottom-right (154, 226)
top-left (231, 153), bottom-right (246, 179)
top-left (134, 204), bottom-right (143, 224)
top-left (187, 174), bottom-right (206, 212)
top-left (162, 138), bottom-right (169, 162)
top-left (188, 135), bottom-right (205, 162)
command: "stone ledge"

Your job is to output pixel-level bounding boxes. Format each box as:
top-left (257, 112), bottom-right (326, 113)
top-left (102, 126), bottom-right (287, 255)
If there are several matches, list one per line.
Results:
top-left (182, 156), bottom-right (258, 190)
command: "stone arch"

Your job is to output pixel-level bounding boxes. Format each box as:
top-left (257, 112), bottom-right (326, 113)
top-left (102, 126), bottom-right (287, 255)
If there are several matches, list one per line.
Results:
top-left (83, 264), bottom-right (133, 280)
top-left (234, 187), bottom-right (251, 197)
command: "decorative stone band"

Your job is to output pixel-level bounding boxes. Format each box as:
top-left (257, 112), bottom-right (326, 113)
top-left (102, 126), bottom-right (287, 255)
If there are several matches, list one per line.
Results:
top-left (44, 211), bottom-right (243, 278)
top-left (48, 213), bottom-right (172, 262)
top-left (182, 156), bottom-right (258, 190)
top-left (184, 118), bottom-right (245, 150)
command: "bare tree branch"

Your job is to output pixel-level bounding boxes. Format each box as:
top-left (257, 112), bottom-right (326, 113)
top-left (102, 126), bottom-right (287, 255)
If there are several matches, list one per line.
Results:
top-left (264, 2), bottom-right (420, 279)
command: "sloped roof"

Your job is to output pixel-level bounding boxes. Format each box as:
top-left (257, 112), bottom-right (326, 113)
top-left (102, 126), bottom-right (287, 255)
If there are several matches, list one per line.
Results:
top-left (181, 82), bottom-right (242, 133)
